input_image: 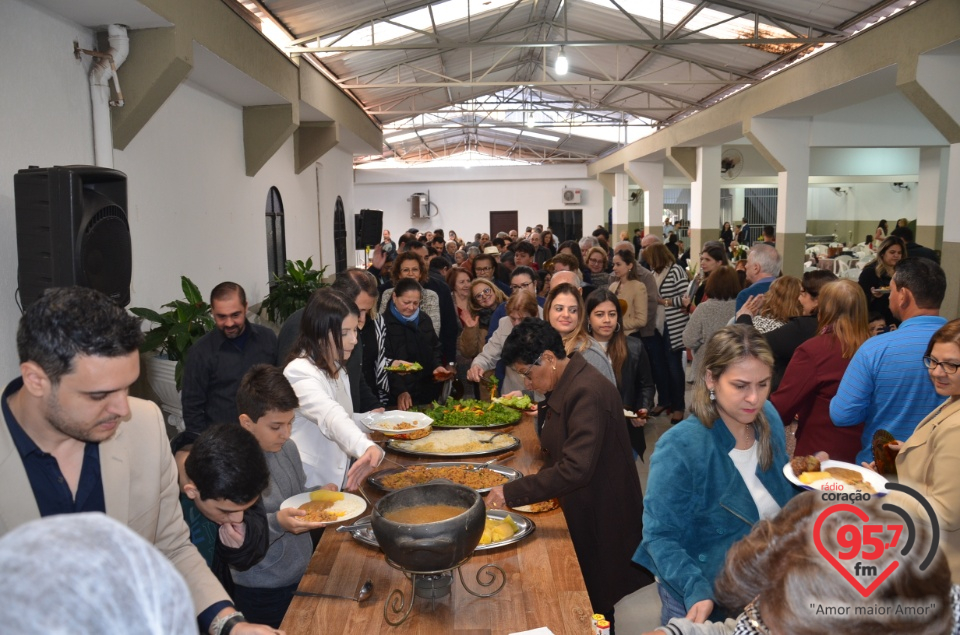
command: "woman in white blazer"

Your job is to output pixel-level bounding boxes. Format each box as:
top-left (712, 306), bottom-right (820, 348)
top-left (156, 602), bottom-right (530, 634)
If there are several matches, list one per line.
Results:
top-left (284, 289), bottom-right (384, 491)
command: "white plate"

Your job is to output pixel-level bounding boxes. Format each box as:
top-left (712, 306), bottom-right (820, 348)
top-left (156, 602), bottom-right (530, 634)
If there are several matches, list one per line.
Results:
top-left (782, 460), bottom-right (888, 496)
top-left (624, 410), bottom-right (638, 418)
top-left (360, 410), bottom-right (433, 434)
top-left (280, 492), bottom-right (367, 525)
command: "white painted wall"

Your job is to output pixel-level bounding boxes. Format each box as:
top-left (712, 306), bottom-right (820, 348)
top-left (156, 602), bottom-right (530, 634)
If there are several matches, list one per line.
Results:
top-left (0, 0), bottom-right (352, 376)
top-left (114, 80), bottom-right (325, 313)
top-left (354, 165), bottom-right (605, 241)
top-left (806, 183), bottom-right (918, 222)
top-left (0, 0), bottom-right (98, 377)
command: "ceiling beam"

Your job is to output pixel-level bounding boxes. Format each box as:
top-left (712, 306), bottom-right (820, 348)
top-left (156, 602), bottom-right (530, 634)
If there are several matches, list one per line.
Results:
top-left (289, 36), bottom-right (841, 53)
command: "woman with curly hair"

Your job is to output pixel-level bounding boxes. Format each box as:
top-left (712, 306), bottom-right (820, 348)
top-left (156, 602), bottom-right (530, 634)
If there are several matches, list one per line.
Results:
top-left (377, 252), bottom-right (441, 337)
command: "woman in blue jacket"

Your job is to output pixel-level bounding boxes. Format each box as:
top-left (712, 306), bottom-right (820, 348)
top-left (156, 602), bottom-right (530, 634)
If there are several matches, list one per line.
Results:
top-left (634, 324), bottom-right (796, 626)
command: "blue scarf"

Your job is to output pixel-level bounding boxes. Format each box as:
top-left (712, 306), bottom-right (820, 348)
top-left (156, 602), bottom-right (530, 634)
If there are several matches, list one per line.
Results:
top-left (389, 300), bottom-right (420, 326)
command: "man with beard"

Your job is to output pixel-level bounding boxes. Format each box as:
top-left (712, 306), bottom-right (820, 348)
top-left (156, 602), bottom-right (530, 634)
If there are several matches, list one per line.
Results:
top-left (0, 287), bottom-right (278, 635)
top-left (182, 282), bottom-right (277, 441)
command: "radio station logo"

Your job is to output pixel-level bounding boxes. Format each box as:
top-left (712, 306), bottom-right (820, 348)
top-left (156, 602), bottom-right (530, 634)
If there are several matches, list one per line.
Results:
top-left (813, 483), bottom-right (940, 598)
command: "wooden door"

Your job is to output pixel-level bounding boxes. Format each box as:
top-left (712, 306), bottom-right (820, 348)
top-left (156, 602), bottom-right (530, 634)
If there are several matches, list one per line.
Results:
top-left (490, 211), bottom-right (518, 237)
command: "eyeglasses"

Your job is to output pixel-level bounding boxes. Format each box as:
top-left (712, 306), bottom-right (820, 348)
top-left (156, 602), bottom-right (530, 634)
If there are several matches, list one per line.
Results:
top-left (511, 281), bottom-right (535, 293)
top-left (518, 354), bottom-right (543, 380)
top-left (587, 258), bottom-right (605, 266)
top-left (475, 266), bottom-right (494, 273)
top-left (923, 356), bottom-right (960, 374)
top-left (473, 287), bottom-right (494, 301)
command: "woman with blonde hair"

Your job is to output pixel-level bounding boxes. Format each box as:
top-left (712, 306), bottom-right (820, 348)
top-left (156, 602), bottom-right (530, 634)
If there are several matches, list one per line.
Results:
top-left (859, 235), bottom-right (905, 326)
top-left (467, 291), bottom-right (542, 397)
top-left (771, 280), bottom-right (869, 462)
top-left (544, 282), bottom-right (615, 384)
top-left (645, 242), bottom-right (690, 422)
top-left (736, 275), bottom-right (802, 334)
top-left (635, 325), bottom-right (794, 625)
top-left (458, 278), bottom-right (506, 358)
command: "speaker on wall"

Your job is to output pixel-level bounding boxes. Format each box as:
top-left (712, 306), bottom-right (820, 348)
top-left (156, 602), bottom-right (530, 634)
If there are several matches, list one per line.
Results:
top-left (14, 165), bottom-right (131, 308)
top-left (355, 208), bottom-right (383, 249)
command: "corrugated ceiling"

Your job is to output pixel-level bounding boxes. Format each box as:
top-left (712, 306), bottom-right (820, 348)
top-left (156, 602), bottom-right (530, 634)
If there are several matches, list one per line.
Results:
top-left (237, 0), bottom-right (925, 166)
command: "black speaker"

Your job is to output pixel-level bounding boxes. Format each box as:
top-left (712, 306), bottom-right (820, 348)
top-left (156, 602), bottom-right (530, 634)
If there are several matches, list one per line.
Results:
top-left (355, 208), bottom-right (383, 249)
top-left (14, 165), bottom-right (131, 308)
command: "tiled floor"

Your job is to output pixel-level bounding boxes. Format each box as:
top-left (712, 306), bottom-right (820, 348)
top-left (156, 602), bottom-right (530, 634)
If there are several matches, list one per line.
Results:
top-left (614, 413), bottom-right (672, 634)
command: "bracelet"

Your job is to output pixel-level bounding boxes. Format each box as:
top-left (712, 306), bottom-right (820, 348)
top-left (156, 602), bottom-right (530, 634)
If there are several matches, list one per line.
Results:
top-left (211, 611), bottom-right (246, 635)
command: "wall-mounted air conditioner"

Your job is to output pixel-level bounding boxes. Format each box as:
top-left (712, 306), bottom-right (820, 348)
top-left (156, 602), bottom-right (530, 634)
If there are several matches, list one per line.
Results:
top-left (562, 187), bottom-right (582, 205)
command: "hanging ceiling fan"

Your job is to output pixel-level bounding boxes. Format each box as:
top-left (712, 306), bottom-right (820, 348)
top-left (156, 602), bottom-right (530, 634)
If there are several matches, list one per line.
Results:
top-left (721, 148), bottom-right (744, 180)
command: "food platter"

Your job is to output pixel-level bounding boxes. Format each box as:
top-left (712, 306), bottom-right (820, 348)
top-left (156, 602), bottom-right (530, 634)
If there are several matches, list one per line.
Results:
top-left (341, 511), bottom-right (535, 551)
top-left (415, 399), bottom-right (523, 429)
top-left (386, 429), bottom-right (520, 458)
top-left (367, 462), bottom-right (523, 494)
top-left (279, 492), bottom-right (367, 525)
top-left (360, 411), bottom-right (433, 435)
top-left (783, 460), bottom-right (888, 496)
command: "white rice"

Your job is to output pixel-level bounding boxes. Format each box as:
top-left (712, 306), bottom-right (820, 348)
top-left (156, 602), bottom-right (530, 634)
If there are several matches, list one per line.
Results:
top-left (391, 429), bottom-right (513, 454)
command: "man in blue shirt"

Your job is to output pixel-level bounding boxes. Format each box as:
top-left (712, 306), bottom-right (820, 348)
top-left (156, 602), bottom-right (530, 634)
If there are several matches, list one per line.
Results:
top-left (831, 258), bottom-right (947, 464)
top-left (735, 243), bottom-right (781, 311)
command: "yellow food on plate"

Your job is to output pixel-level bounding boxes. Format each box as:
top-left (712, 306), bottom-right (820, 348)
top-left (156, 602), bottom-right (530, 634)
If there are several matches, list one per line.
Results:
top-left (309, 490), bottom-right (344, 503)
top-left (479, 515), bottom-right (520, 545)
top-left (798, 472), bottom-right (831, 485)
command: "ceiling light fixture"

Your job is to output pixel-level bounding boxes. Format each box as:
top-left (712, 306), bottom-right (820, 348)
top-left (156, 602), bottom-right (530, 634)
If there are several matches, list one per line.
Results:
top-left (556, 47), bottom-right (568, 75)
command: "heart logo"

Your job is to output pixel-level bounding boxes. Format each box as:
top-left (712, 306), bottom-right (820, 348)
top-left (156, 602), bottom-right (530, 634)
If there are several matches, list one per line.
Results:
top-left (813, 503), bottom-right (900, 598)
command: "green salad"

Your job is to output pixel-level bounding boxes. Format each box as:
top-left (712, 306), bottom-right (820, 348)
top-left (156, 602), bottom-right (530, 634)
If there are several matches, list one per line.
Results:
top-left (385, 362), bottom-right (423, 372)
top-left (415, 399), bottom-right (522, 428)
top-left (495, 395), bottom-right (532, 410)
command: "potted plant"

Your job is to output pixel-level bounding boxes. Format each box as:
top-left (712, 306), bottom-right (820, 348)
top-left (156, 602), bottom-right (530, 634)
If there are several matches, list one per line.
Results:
top-left (260, 257), bottom-right (328, 325)
top-left (129, 276), bottom-right (214, 431)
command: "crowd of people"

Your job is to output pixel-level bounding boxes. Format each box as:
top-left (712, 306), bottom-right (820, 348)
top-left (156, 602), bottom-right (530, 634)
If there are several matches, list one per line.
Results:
top-left (0, 218), bottom-right (957, 635)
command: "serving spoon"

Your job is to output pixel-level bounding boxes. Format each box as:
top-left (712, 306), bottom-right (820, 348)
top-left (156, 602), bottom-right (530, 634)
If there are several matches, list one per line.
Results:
top-left (293, 579), bottom-right (373, 602)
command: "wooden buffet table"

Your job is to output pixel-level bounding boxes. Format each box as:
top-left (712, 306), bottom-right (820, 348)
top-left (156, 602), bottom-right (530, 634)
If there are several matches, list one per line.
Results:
top-left (280, 413), bottom-right (595, 634)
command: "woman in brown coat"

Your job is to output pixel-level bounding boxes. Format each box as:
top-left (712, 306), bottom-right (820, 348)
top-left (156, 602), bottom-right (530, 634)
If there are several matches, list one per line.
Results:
top-left (485, 319), bottom-right (653, 628)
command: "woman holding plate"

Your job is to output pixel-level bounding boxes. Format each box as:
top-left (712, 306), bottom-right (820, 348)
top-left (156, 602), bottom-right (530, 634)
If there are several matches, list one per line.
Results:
top-left (485, 319), bottom-right (654, 628)
top-left (879, 318), bottom-right (960, 582)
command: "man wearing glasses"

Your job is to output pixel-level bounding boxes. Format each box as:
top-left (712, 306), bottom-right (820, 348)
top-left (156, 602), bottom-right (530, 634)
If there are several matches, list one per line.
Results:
top-left (831, 258), bottom-right (947, 465)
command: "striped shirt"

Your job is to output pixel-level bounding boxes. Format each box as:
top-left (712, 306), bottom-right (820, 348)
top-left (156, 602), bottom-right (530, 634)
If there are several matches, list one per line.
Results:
top-left (830, 315), bottom-right (946, 464)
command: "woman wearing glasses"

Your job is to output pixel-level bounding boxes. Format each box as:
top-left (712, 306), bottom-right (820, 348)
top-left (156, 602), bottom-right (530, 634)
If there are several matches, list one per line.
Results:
top-left (770, 280), bottom-right (869, 463)
top-left (878, 318), bottom-right (960, 581)
top-left (378, 252), bottom-right (442, 338)
top-left (467, 291), bottom-right (542, 398)
top-left (485, 319), bottom-right (654, 627)
top-left (584, 246), bottom-right (612, 288)
top-left (458, 278), bottom-right (506, 357)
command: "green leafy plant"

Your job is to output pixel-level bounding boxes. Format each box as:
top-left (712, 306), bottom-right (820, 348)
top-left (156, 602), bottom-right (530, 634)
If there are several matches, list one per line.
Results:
top-left (261, 257), bottom-right (328, 325)
top-left (129, 276), bottom-right (214, 390)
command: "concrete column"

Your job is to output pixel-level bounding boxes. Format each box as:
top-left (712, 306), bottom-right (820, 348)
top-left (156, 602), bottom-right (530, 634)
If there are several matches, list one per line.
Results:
top-left (940, 143), bottom-right (960, 320)
top-left (745, 117), bottom-right (812, 277)
top-left (732, 188), bottom-right (745, 225)
top-left (611, 173), bottom-right (631, 241)
top-left (917, 147), bottom-right (948, 249)
top-left (626, 161), bottom-right (664, 236)
top-left (689, 146), bottom-right (722, 262)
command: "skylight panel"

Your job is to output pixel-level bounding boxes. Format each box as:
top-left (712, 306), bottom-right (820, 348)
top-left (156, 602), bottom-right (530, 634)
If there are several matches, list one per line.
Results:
top-left (384, 128), bottom-right (445, 143)
top-left (582, 0), bottom-right (796, 43)
top-left (309, 0), bottom-right (517, 57)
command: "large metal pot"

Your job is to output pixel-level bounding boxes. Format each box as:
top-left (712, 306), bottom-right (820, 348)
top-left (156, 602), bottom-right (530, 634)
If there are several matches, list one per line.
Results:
top-left (371, 481), bottom-right (485, 572)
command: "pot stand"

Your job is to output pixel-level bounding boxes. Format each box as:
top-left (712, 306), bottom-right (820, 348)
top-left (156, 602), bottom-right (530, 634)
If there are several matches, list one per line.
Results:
top-left (383, 557), bottom-right (506, 626)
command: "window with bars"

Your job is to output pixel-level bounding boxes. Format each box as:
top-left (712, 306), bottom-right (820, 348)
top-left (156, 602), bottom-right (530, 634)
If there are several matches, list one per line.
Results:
top-left (265, 186), bottom-right (286, 282)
